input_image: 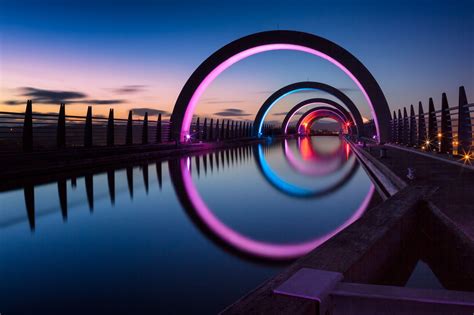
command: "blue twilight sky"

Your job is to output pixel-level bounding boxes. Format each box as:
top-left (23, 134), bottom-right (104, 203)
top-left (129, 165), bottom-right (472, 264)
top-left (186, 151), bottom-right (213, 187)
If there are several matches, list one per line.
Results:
top-left (0, 0), bottom-right (473, 122)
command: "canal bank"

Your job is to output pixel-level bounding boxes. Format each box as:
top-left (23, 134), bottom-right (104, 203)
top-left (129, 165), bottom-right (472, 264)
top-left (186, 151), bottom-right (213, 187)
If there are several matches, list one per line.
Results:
top-left (0, 137), bottom-right (270, 191)
top-left (221, 139), bottom-right (474, 314)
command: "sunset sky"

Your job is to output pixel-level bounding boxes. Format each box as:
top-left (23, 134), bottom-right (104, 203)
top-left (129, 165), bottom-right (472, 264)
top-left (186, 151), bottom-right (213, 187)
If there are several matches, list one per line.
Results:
top-left (0, 0), bottom-right (473, 124)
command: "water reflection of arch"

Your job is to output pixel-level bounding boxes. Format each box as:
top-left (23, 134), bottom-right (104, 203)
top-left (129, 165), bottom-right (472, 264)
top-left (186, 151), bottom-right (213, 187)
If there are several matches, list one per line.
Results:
top-left (283, 137), bottom-right (350, 177)
top-left (169, 154), bottom-right (374, 262)
top-left (281, 98), bottom-right (358, 135)
top-left (254, 143), bottom-right (360, 199)
top-left (296, 107), bottom-right (349, 135)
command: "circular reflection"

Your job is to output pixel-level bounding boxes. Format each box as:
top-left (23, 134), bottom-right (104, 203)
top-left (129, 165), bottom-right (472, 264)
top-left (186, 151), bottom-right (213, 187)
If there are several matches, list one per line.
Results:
top-left (254, 142), bottom-right (359, 198)
top-left (169, 141), bottom-right (374, 261)
top-left (284, 137), bottom-right (350, 176)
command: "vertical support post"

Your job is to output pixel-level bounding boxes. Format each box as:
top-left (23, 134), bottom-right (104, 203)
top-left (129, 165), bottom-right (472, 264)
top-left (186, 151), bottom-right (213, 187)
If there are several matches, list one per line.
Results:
top-left (126, 110), bottom-right (133, 145)
top-left (440, 93), bottom-right (453, 154)
top-left (209, 118), bottom-right (214, 141)
top-left (397, 109), bottom-right (403, 144)
top-left (57, 103), bottom-right (66, 148)
top-left (107, 108), bottom-right (114, 146)
top-left (402, 107), bottom-right (409, 145)
top-left (418, 102), bottom-right (426, 147)
top-left (428, 97), bottom-right (438, 151)
top-left (196, 117), bottom-right (201, 140)
top-left (391, 111), bottom-right (396, 143)
top-left (156, 113), bottom-right (162, 143)
top-left (457, 86), bottom-right (471, 154)
top-left (226, 120), bottom-right (230, 139)
top-left (215, 119), bottom-right (220, 141)
top-left (142, 112), bottom-right (148, 144)
top-left (23, 100), bottom-right (33, 152)
top-left (203, 118), bottom-right (208, 141)
top-left (409, 105), bottom-right (417, 146)
top-left (220, 119), bottom-right (225, 140)
top-left (231, 121), bottom-right (235, 138)
top-left (84, 106), bottom-right (93, 147)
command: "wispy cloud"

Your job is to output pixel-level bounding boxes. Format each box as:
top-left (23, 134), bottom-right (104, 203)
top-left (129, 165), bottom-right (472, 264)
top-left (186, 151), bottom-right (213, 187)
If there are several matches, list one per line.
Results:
top-left (272, 111), bottom-right (303, 116)
top-left (131, 107), bottom-right (170, 117)
top-left (19, 87), bottom-right (87, 103)
top-left (111, 85), bottom-right (147, 94)
top-left (213, 108), bottom-right (251, 117)
top-left (4, 87), bottom-right (126, 106)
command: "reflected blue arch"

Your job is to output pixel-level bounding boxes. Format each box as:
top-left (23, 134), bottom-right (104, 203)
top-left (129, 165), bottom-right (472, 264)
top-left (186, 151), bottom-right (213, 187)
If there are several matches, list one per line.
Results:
top-left (254, 142), bottom-right (360, 199)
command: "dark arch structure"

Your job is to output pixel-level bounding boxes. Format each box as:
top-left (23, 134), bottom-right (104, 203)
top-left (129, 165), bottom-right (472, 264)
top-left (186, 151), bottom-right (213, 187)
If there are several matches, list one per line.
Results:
top-left (296, 107), bottom-right (348, 135)
top-left (281, 97), bottom-right (361, 135)
top-left (170, 30), bottom-right (391, 143)
top-left (254, 81), bottom-right (366, 138)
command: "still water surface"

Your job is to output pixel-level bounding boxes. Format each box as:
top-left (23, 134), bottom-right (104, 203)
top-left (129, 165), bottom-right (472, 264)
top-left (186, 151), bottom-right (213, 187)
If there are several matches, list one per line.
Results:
top-left (1, 136), bottom-right (384, 313)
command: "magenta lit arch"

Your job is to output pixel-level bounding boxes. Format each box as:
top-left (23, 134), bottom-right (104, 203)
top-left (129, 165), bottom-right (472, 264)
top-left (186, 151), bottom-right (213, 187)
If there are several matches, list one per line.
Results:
top-left (171, 31), bottom-right (391, 143)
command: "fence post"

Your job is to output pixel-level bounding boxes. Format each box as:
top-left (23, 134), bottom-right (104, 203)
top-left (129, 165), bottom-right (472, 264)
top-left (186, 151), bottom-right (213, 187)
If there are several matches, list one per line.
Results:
top-left (409, 104), bottom-right (416, 147)
top-left (215, 119), bottom-right (220, 141)
top-left (142, 112), bottom-right (148, 144)
top-left (402, 107), bottom-right (409, 145)
top-left (209, 118), bottom-right (214, 141)
top-left (203, 118), bottom-right (208, 141)
top-left (84, 106), bottom-right (93, 147)
top-left (418, 101), bottom-right (426, 147)
top-left (126, 110), bottom-right (133, 145)
top-left (196, 117), bottom-right (201, 140)
top-left (57, 103), bottom-right (66, 148)
top-left (396, 109), bottom-right (402, 144)
top-left (440, 93), bottom-right (453, 154)
top-left (427, 97), bottom-right (438, 151)
top-left (22, 100), bottom-right (33, 152)
top-left (107, 108), bottom-right (114, 146)
top-left (391, 111), bottom-right (396, 143)
top-left (457, 86), bottom-right (471, 155)
top-left (156, 113), bottom-right (162, 143)
top-left (226, 120), bottom-right (230, 139)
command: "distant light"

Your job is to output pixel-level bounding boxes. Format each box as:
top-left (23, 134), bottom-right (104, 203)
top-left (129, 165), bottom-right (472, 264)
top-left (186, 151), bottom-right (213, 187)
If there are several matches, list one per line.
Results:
top-left (425, 140), bottom-right (430, 145)
top-left (437, 133), bottom-right (442, 138)
top-left (185, 134), bottom-right (191, 141)
top-left (421, 146), bottom-right (426, 150)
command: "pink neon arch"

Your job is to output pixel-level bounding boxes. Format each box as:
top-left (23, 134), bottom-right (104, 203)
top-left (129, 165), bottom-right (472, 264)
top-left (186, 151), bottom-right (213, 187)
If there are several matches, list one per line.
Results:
top-left (179, 157), bottom-right (375, 260)
top-left (180, 44), bottom-right (379, 142)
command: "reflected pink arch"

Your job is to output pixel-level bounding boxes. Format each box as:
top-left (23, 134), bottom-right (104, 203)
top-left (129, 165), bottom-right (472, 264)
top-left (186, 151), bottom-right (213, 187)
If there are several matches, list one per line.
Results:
top-left (182, 44), bottom-right (379, 141)
top-left (284, 138), bottom-right (348, 176)
top-left (179, 158), bottom-right (375, 260)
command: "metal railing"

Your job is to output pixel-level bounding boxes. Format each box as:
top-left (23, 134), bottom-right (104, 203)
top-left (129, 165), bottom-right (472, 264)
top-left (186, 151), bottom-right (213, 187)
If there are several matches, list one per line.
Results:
top-left (0, 101), bottom-right (255, 152)
top-left (389, 86), bottom-right (473, 155)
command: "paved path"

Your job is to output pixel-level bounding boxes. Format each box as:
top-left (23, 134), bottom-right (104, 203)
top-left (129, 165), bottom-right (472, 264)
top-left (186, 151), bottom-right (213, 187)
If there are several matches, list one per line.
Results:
top-left (366, 144), bottom-right (474, 241)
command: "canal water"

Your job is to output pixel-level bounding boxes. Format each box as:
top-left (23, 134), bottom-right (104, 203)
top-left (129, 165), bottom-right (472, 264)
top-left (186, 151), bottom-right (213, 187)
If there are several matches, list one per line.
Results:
top-left (0, 136), bottom-right (436, 314)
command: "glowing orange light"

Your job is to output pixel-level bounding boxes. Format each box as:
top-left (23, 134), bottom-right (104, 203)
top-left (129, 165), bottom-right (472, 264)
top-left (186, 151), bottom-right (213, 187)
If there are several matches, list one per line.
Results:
top-left (437, 133), bottom-right (442, 138)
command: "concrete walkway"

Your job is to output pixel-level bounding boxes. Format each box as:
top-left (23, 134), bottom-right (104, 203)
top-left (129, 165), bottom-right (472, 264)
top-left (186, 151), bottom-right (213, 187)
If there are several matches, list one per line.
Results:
top-left (365, 144), bottom-right (474, 241)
